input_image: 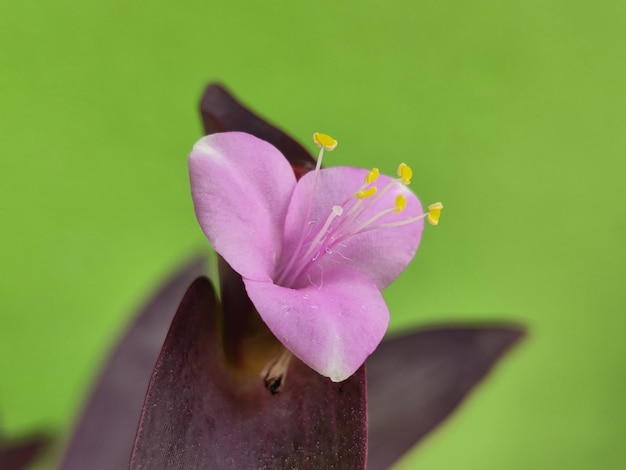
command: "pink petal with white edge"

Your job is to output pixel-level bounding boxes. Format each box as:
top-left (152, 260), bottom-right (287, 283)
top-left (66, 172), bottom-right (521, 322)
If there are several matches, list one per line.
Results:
top-left (244, 268), bottom-right (390, 382)
top-left (281, 166), bottom-right (424, 290)
top-left (189, 132), bottom-right (297, 282)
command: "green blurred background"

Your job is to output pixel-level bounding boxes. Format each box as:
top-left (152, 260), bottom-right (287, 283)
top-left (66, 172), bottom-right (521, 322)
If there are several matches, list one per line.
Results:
top-left (1, 0), bottom-right (624, 468)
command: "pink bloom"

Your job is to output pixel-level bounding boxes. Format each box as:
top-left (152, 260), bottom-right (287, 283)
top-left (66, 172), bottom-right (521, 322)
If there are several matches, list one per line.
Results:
top-left (189, 131), bottom-right (437, 381)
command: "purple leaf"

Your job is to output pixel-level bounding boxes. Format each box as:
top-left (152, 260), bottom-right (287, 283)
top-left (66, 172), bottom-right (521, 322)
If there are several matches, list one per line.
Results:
top-left (366, 325), bottom-right (525, 470)
top-left (129, 277), bottom-right (367, 469)
top-left (0, 434), bottom-right (50, 470)
top-left (200, 83), bottom-right (315, 179)
top-left (60, 257), bottom-right (207, 470)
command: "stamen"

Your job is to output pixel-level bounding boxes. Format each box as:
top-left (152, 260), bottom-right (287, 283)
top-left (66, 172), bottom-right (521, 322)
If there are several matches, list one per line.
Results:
top-left (365, 167), bottom-right (380, 184)
top-left (426, 202), bottom-right (443, 225)
top-left (397, 163), bottom-right (413, 185)
top-left (277, 137), bottom-right (441, 289)
top-left (312, 132), bottom-right (337, 173)
top-left (374, 201), bottom-right (444, 229)
top-left (348, 168), bottom-right (379, 204)
top-left (297, 205), bottom-right (344, 266)
top-left (337, 174), bottom-right (400, 233)
top-left (394, 194), bottom-right (407, 213)
top-left (361, 161), bottom-right (410, 210)
top-left (356, 186), bottom-right (378, 200)
top-left (353, 207), bottom-right (397, 233)
top-left (330, 163), bottom-right (408, 242)
top-left (277, 132), bottom-right (338, 285)
top-left (313, 132), bottom-right (338, 151)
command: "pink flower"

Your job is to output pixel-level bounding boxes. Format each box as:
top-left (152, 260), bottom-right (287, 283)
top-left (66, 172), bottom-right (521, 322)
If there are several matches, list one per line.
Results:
top-left (189, 131), bottom-right (441, 381)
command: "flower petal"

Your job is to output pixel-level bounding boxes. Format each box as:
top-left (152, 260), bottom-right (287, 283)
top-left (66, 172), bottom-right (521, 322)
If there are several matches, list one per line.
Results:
top-left (282, 166), bottom-right (424, 289)
top-left (189, 132), bottom-right (297, 281)
top-left (244, 268), bottom-right (390, 382)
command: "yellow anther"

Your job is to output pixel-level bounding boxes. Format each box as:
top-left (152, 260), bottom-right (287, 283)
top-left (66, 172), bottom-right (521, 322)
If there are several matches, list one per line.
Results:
top-left (356, 186), bottom-right (378, 200)
top-left (365, 168), bottom-right (380, 184)
top-left (394, 194), bottom-right (407, 213)
top-left (397, 163), bottom-right (413, 185)
top-left (313, 132), bottom-right (338, 151)
top-left (427, 202), bottom-right (443, 225)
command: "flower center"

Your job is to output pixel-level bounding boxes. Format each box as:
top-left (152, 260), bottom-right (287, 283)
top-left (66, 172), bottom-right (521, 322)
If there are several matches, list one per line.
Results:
top-left (275, 133), bottom-right (442, 287)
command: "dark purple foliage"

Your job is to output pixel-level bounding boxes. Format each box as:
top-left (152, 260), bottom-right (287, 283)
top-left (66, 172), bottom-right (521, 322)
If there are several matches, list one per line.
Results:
top-left (0, 434), bottom-right (50, 470)
top-left (129, 277), bottom-right (367, 469)
top-left (366, 325), bottom-right (525, 470)
top-left (60, 257), bottom-right (207, 470)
